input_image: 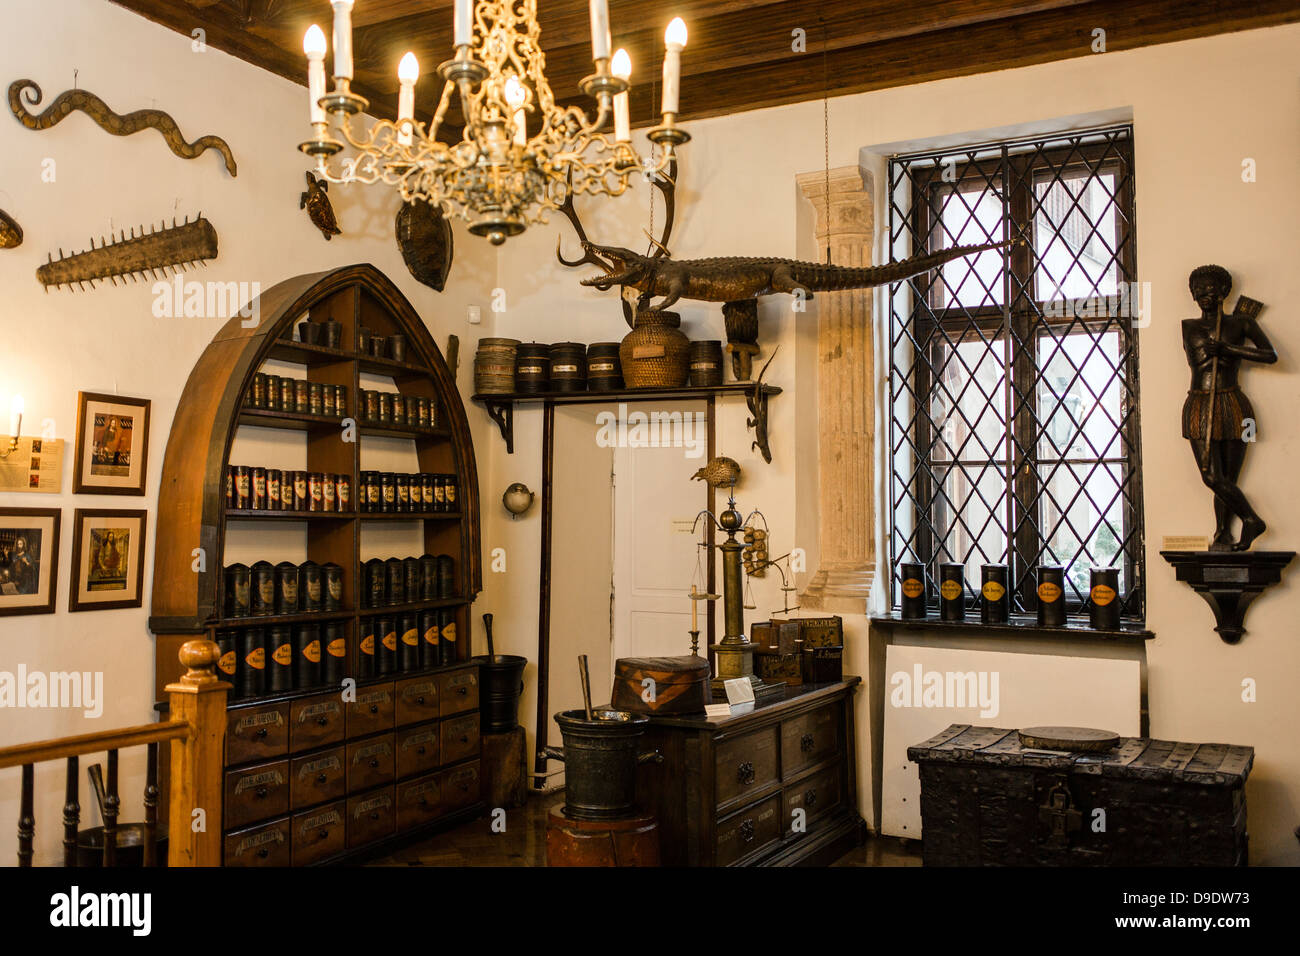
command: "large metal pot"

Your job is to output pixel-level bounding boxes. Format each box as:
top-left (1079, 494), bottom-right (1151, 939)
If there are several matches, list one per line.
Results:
top-left (544, 709), bottom-right (662, 821)
top-left (475, 654), bottom-right (528, 733)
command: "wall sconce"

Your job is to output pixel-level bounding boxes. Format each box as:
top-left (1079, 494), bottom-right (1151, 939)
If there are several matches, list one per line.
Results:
top-left (1, 395), bottom-right (22, 459)
top-left (502, 482), bottom-right (535, 519)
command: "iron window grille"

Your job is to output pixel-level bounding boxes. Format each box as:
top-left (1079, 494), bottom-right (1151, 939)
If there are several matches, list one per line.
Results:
top-left (887, 125), bottom-right (1144, 620)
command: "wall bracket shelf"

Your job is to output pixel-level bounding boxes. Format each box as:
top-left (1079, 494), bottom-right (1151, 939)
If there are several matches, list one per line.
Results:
top-left (471, 383), bottom-right (782, 462)
top-left (1160, 550), bottom-right (1295, 644)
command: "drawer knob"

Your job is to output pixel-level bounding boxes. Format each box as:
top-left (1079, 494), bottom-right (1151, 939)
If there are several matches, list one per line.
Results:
top-left (316, 829), bottom-right (330, 841)
top-left (369, 758), bottom-right (380, 768)
top-left (456, 686), bottom-right (467, 696)
top-left (805, 789), bottom-right (818, 808)
top-left (369, 811), bottom-right (379, 820)
top-left (255, 786), bottom-right (268, 799)
top-left (800, 733), bottom-right (815, 753)
top-left (740, 819), bottom-right (755, 843)
top-left (257, 848), bottom-right (270, 859)
top-left (316, 773), bottom-right (328, 784)
top-left (369, 704), bottom-right (379, 714)
top-left (317, 716), bottom-right (329, 726)
top-left (416, 696), bottom-right (425, 705)
top-left (737, 761), bottom-right (755, 786)
top-left (459, 734), bottom-right (469, 743)
top-left (416, 746), bottom-right (426, 755)
top-left (256, 728), bottom-right (268, 739)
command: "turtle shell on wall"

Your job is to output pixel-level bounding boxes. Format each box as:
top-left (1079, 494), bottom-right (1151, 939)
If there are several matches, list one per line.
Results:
top-left (395, 199), bottom-right (454, 292)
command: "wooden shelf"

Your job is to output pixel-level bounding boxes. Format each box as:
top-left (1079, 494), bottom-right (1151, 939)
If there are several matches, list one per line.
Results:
top-left (472, 382), bottom-right (781, 458)
top-left (359, 422), bottom-right (451, 440)
top-left (238, 407), bottom-right (347, 431)
top-left (225, 509), bottom-right (357, 521)
top-left (358, 597), bottom-right (468, 615)
top-left (218, 609), bottom-right (355, 628)
top-left (870, 612), bottom-right (1154, 642)
top-left (358, 511), bottom-right (464, 521)
top-left (224, 658), bottom-right (477, 710)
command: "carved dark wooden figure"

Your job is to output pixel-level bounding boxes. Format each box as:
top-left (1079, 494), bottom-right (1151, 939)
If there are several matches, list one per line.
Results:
top-left (299, 172), bottom-right (341, 241)
top-left (8, 80), bottom-right (237, 176)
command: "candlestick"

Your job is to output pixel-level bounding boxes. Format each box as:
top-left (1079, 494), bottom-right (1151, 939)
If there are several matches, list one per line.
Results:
top-left (611, 48), bottom-right (631, 142)
top-left (588, 0), bottom-right (611, 61)
top-left (9, 395), bottom-right (23, 438)
top-left (454, 0), bottom-right (473, 47)
top-left (661, 17), bottom-right (687, 115)
top-left (397, 52), bottom-right (419, 146)
top-left (304, 26), bottom-right (327, 125)
top-left (690, 584), bottom-right (698, 632)
top-left (330, 0), bottom-right (354, 82)
top-left (505, 76), bottom-right (527, 146)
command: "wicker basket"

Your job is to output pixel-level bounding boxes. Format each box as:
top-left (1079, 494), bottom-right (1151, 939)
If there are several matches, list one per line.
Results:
top-left (474, 337), bottom-right (520, 394)
top-left (619, 310), bottom-right (689, 388)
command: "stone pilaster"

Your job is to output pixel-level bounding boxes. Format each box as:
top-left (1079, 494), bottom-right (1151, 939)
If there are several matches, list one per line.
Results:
top-left (796, 167), bottom-right (876, 613)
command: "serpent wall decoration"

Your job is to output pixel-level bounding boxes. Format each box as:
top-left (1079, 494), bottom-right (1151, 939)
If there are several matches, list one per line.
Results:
top-left (8, 79), bottom-right (238, 177)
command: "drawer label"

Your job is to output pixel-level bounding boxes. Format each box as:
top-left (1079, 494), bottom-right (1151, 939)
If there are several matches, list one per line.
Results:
top-left (353, 741), bottom-right (392, 762)
top-left (402, 730), bottom-right (437, 749)
top-left (297, 701), bottom-right (340, 722)
top-left (298, 756), bottom-right (341, 778)
top-left (402, 682), bottom-right (435, 699)
top-left (233, 828), bottom-right (285, 855)
top-left (355, 690), bottom-right (391, 707)
top-left (446, 672), bottom-right (476, 688)
top-left (300, 809), bottom-right (341, 831)
top-left (234, 769), bottom-right (284, 794)
top-left (404, 781), bottom-right (438, 800)
top-left (353, 794), bottom-right (392, 817)
top-left (235, 711), bottom-right (283, 733)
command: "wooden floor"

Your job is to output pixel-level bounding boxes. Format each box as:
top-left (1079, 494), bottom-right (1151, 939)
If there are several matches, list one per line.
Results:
top-left (368, 791), bottom-right (923, 866)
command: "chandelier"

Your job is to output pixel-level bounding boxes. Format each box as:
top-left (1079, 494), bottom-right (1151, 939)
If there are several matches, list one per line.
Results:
top-left (298, 0), bottom-right (691, 245)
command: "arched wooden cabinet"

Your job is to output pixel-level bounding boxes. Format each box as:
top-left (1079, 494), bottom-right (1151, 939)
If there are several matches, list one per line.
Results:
top-left (149, 263), bottom-right (484, 864)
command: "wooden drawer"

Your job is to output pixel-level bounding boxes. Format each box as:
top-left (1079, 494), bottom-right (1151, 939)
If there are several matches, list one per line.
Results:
top-left (290, 746), bottom-right (346, 809)
top-left (347, 787), bottom-right (395, 849)
top-left (438, 668), bottom-right (479, 717)
top-left (347, 684), bottom-right (395, 738)
top-left (396, 722), bottom-right (440, 778)
top-left (440, 713), bottom-right (480, 766)
top-left (290, 693), bottom-right (346, 753)
top-left (291, 801), bottom-right (346, 866)
top-left (715, 725), bottom-right (779, 808)
top-left (226, 702), bottom-right (289, 765)
top-left (440, 760), bottom-right (480, 812)
top-left (396, 773), bottom-right (442, 830)
top-left (224, 817), bottom-right (291, 867)
top-left (782, 762), bottom-right (842, 833)
top-left (347, 734), bottom-right (396, 791)
top-left (780, 703), bottom-right (840, 779)
top-left (716, 794), bottom-right (782, 866)
top-left (395, 676), bottom-right (439, 727)
top-left (224, 759), bottom-right (290, 829)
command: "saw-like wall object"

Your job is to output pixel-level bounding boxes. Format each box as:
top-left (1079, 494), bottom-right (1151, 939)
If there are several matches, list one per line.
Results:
top-left (8, 80), bottom-right (238, 177)
top-left (38, 215), bottom-right (218, 291)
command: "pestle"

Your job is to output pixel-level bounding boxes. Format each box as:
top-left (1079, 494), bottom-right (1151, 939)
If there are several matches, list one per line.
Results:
top-left (483, 612), bottom-right (495, 658)
top-left (578, 654), bottom-right (593, 721)
top-left (87, 763), bottom-right (108, 826)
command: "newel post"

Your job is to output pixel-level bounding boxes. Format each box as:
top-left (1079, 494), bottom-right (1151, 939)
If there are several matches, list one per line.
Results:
top-left (166, 639), bottom-right (229, 866)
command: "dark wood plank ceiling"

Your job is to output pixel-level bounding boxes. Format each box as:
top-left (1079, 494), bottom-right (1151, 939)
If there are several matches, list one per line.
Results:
top-left (111, 0), bottom-right (1298, 131)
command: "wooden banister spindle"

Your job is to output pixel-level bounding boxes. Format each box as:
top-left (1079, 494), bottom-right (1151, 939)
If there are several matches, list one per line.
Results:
top-left (166, 639), bottom-right (230, 866)
top-left (143, 742), bottom-right (159, 867)
top-left (17, 764), bottom-right (34, 867)
top-left (103, 749), bottom-right (120, 867)
top-left (63, 756), bottom-right (80, 866)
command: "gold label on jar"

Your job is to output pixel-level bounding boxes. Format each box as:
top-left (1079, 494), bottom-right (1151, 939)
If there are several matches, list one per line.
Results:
top-left (1091, 584), bottom-right (1117, 606)
top-left (553, 365), bottom-right (579, 373)
top-left (303, 640), bottom-right (321, 663)
top-left (327, 638), bottom-right (347, 658)
top-left (328, 578), bottom-right (342, 600)
top-left (446, 484), bottom-right (456, 503)
top-left (245, 647), bottom-right (266, 670)
top-left (442, 622), bottom-right (457, 643)
top-left (382, 631), bottom-right (397, 651)
top-left (981, 581), bottom-right (1006, 601)
top-left (273, 643), bottom-right (293, 665)
top-left (218, 651), bottom-right (236, 675)
top-left (589, 362), bottom-right (615, 372)
top-left (901, 578), bottom-right (924, 599)
top-left (1038, 582), bottom-right (1062, 602)
top-left (383, 486), bottom-right (395, 502)
top-left (308, 579), bottom-right (321, 601)
top-left (423, 626), bottom-right (439, 645)
top-left (402, 627), bottom-right (418, 646)
top-left (259, 580), bottom-right (274, 603)
top-left (940, 580), bottom-right (963, 601)
top-left (360, 634), bottom-right (375, 655)
top-left (235, 581), bottom-right (249, 606)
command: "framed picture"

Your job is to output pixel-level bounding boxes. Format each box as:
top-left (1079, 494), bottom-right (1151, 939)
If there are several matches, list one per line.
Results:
top-left (69, 508), bottom-right (147, 612)
top-left (73, 391), bottom-right (151, 495)
top-left (0, 508), bottom-right (61, 616)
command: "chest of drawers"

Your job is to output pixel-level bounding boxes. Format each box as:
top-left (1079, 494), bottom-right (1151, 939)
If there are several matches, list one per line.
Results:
top-left (635, 678), bottom-right (865, 866)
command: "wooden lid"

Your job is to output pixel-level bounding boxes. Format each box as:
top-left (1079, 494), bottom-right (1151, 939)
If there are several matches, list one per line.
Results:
top-left (1018, 726), bottom-right (1119, 752)
top-left (614, 655), bottom-right (711, 683)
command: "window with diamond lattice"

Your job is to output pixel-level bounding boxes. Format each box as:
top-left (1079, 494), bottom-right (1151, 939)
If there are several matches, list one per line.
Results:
top-left (887, 126), bottom-right (1144, 620)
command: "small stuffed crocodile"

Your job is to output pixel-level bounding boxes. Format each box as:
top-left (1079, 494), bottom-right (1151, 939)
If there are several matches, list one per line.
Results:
top-left (300, 171), bottom-right (341, 240)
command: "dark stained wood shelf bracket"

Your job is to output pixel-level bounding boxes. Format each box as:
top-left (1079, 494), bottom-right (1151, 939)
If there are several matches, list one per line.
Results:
top-left (1160, 550), bottom-right (1295, 644)
top-left (482, 398), bottom-right (514, 454)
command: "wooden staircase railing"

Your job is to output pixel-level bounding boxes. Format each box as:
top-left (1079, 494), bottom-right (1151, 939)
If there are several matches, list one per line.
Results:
top-left (0, 639), bottom-right (229, 867)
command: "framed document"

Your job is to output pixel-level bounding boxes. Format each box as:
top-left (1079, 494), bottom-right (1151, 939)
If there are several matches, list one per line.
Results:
top-left (69, 508), bottom-right (148, 612)
top-left (73, 391), bottom-right (151, 496)
top-left (0, 507), bottom-right (61, 616)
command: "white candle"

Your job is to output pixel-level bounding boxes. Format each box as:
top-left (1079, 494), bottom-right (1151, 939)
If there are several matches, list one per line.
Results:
top-left (611, 48), bottom-right (631, 142)
top-left (589, 0), bottom-right (611, 61)
top-left (505, 76), bottom-right (527, 145)
top-left (661, 18), bottom-right (687, 115)
top-left (397, 52), bottom-right (419, 145)
top-left (331, 0), bottom-right (354, 81)
top-left (304, 25), bottom-right (328, 124)
top-left (454, 0), bottom-right (473, 47)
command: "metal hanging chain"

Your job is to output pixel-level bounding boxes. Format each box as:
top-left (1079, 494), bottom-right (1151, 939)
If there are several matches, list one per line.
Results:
top-left (822, 16), bottom-right (831, 265)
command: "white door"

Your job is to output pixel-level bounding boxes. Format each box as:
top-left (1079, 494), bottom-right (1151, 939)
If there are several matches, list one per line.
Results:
top-left (611, 403), bottom-right (710, 671)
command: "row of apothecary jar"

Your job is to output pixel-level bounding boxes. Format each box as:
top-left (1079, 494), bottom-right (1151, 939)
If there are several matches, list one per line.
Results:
top-left (358, 609), bottom-right (459, 678)
top-left (245, 374), bottom-right (348, 418)
top-left (361, 554), bottom-right (456, 609)
top-left (359, 471), bottom-right (458, 513)
top-left (898, 563), bottom-right (1123, 630)
top-left (217, 622), bottom-right (346, 699)
top-left (358, 389), bottom-right (438, 429)
top-left (227, 465), bottom-right (352, 513)
top-left (224, 560), bottom-right (345, 619)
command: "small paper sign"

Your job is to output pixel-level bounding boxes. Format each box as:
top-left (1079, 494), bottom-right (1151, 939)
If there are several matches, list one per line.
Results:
top-left (704, 703), bottom-right (732, 719)
top-left (1162, 535), bottom-right (1211, 552)
top-left (723, 677), bottom-right (755, 706)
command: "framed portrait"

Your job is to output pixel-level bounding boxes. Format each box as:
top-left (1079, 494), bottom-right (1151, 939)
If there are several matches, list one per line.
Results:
top-left (69, 508), bottom-right (147, 612)
top-left (0, 508), bottom-right (61, 616)
top-left (73, 391), bottom-right (151, 495)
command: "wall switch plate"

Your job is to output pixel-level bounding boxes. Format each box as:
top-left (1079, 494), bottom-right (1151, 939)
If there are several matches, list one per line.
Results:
top-left (468, 305), bottom-right (481, 325)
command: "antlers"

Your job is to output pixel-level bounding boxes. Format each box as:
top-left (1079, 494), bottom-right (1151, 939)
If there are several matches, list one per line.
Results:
top-left (555, 184), bottom-right (608, 271)
top-left (643, 157), bottom-right (677, 259)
